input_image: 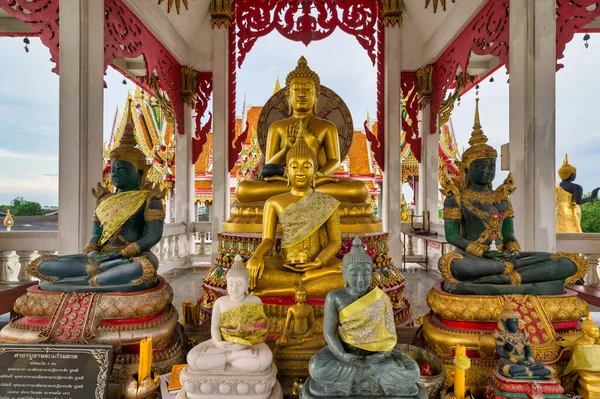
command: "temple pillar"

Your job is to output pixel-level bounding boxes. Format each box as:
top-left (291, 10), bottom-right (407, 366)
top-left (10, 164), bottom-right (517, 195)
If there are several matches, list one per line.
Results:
top-left (174, 104), bottom-right (195, 264)
top-left (418, 103), bottom-right (440, 227)
top-left (509, 0), bottom-right (556, 252)
top-left (211, 26), bottom-right (230, 257)
top-left (382, 25), bottom-right (403, 263)
top-left (58, 0), bottom-right (104, 254)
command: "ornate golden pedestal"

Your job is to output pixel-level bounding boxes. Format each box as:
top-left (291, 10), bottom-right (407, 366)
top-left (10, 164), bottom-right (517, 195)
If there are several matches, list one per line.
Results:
top-left (421, 281), bottom-right (588, 396)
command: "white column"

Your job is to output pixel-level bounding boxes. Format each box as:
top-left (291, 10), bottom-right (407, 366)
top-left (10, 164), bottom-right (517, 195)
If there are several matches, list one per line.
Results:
top-left (418, 103), bottom-right (440, 226)
top-left (58, 0), bottom-right (104, 254)
top-left (211, 27), bottom-right (230, 257)
top-left (174, 104), bottom-right (195, 264)
top-left (509, 0), bottom-right (556, 252)
top-left (382, 26), bottom-right (402, 263)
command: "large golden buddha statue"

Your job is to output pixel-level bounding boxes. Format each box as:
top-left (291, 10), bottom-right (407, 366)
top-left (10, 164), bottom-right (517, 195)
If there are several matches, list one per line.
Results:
top-left (235, 56), bottom-right (368, 204)
top-left (246, 135), bottom-right (344, 297)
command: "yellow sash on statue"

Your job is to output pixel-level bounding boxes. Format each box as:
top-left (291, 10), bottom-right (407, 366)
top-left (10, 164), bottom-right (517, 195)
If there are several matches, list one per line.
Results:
top-left (564, 344), bottom-right (600, 375)
top-left (220, 302), bottom-right (268, 346)
top-left (337, 287), bottom-right (397, 352)
top-left (96, 191), bottom-right (149, 245)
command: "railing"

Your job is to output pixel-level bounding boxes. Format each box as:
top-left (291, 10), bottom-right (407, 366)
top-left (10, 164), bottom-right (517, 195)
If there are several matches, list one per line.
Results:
top-left (557, 233), bottom-right (600, 286)
top-left (190, 221), bottom-right (212, 265)
top-left (0, 231), bottom-right (58, 282)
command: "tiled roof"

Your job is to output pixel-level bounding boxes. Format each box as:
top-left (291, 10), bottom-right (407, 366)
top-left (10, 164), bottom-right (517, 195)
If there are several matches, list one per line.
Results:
top-left (194, 133), bottom-right (213, 174)
top-left (347, 132), bottom-right (371, 175)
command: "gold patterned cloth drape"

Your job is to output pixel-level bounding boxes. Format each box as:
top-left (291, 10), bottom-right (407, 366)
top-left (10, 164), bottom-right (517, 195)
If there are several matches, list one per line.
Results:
top-left (219, 302), bottom-right (268, 345)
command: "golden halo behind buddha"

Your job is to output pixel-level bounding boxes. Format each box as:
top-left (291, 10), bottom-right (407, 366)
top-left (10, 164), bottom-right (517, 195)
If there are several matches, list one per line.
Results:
top-left (459, 98), bottom-right (497, 171)
top-left (558, 154), bottom-right (577, 180)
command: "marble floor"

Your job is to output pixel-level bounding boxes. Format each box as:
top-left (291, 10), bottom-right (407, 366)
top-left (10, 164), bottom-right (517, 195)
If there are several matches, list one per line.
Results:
top-left (164, 263), bottom-right (600, 323)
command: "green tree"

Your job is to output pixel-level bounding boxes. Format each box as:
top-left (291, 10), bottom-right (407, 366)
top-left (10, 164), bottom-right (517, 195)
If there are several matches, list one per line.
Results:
top-left (580, 193), bottom-right (600, 233)
top-left (11, 197), bottom-right (25, 208)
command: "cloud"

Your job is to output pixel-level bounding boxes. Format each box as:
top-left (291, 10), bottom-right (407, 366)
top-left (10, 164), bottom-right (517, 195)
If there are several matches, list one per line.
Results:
top-left (0, 148), bottom-right (58, 161)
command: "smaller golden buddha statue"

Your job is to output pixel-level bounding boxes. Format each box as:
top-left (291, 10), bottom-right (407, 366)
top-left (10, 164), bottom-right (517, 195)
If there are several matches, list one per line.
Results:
top-left (276, 284), bottom-right (325, 350)
top-left (563, 314), bottom-right (600, 398)
top-left (401, 193), bottom-right (410, 221)
top-left (556, 154), bottom-right (599, 233)
top-left (234, 56), bottom-right (368, 204)
top-left (246, 135), bottom-right (344, 297)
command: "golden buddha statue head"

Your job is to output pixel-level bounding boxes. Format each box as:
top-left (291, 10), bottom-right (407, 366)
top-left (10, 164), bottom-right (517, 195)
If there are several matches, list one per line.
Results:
top-left (286, 134), bottom-right (318, 188)
top-left (558, 154), bottom-right (577, 180)
top-left (581, 313), bottom-right (600, 341)
top-left (285, 56), bottom-right (321, 114)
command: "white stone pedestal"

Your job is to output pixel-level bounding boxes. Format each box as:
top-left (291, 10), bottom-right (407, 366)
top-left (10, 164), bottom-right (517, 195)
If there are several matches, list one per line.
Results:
top-left (176, 363), bottom-right (282, 399)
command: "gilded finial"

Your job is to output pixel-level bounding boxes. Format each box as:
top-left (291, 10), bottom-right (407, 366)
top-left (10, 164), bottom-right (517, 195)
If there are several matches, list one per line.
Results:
top-left (273, 77), bottom-right (281, 94)
top-left (3, 209), bottom-right (14, 230)
top-left (286, 134), bottom-right (318, 167)
top-left (558, 153), bottom-right (577, 180)
top-left (459, 98), bottom-right (498, 170)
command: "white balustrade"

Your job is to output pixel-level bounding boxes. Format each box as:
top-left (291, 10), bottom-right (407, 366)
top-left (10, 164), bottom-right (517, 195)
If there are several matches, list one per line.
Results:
top-left (557, 233), bottom-right (600, 287)
top-left (0, 251), bottom-right (9, 282)
top-left (15, 251), bottom-right (33, 281)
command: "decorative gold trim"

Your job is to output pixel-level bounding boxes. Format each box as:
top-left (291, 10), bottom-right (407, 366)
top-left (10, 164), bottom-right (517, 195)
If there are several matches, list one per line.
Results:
top-left (120, 242), bottom-right (141, 259)
top-left (131, 257), bottom-right (156, 285)
top-left (83, 243), bottom-right (100, 255)
top-left (551, 252), bottom-right (590, 283)
top-left (144, 208), bottom-right (165, 221)
top-left (26, 255), bottom-right (59, 282)
top-left (442, 207), bottom-right (462, 220)
top-left (382, 0), bottom-right (403, 27)
top-left (416, 64), bottom-right (433, 107)
top-left (87, 263), bottom-right (100, 277)
top-left (466, 242), bottom-right (486, 258)
top-left (89, 275), bottom-right (99, 287)
top-left (504, 241), bottom-right (521, 252)
top-left (503, 261), bottom-right (521, 285)
top-left (438, 253), bottom-right (462, 283)
top-left (181, 66), bottom-right (199, 107)
top-left (209, 0), bottom-right (232, 28)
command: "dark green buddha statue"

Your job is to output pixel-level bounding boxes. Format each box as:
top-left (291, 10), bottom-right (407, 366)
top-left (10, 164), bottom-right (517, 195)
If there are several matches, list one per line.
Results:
top-left (27, 119), bottom-right (165, 292)
top-left (438, 99), bottom-right (588, 295)
top-left (494, 302), bottom-right (552, 379)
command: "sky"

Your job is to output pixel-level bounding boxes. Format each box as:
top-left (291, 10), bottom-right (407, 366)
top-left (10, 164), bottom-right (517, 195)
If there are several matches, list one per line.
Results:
top-left (1, 32), bottom-right (599, 207)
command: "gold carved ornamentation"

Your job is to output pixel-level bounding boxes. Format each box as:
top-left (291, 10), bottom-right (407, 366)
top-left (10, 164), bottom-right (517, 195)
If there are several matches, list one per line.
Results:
top-left (551, 252), bottom-right (590, 283)
top-left (503, 262), bottom-right (521, 285)
top-left (439, 72), bottom-right (472, 128)
top-left (416, 64), bottom-right (433, 108)
top-left (181, 66), bottom-right (199, 107)
top-left (210, 0), bottom-right (232, 28)
top-left (382, 0), bottom-right (403, 27)
top-left (466, 242), bottom-right (487, 258)
top-left (120, 242), bottom-right (141, 258)
top-left (504, 241), bottom-right (521, 252)
top-left (438, 252), bottom-right (462, 283)
top-left (26, 255), bottom-right (59, 282)
top-left (558, 154), bottom-right (577, 180)
top-left (158, 0), bottom-right (189, 14)
top-left (442, 207), bottom-right (462, 220)
top-left (425, 0), bottom-right (456, 13)
top-left (131, 256), bottom-right (157, 285)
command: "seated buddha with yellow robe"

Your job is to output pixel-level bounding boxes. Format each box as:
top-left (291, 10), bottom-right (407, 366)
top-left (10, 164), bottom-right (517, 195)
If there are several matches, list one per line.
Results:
top-left (246, 135), bottom-right (345, 297)
top-left (235, 56), bottom-right (368, 205)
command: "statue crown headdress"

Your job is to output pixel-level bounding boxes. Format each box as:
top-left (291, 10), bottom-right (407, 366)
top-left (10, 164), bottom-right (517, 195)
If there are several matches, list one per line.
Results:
top-left (227, 254), bottom-right (250, 280)
top-left (460, 99), bottom-right (498, 170)
top-left (342, 237), bottom-right (373, 269)
top-left (499, 301), bottom-right (520, 320)
top-left (110, 107), bottom-right (149, 173)
top-left (558, 154), bottom-right (577, 180)
top-left (285, 56), bottom-right (321, 94)
top-left (286, 133), bottom-right (318, 167)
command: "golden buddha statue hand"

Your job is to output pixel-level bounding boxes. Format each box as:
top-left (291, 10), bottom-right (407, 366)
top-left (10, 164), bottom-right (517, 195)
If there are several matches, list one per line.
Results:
top-left (246, 135), bottom-right (345, 297)
top-left (556, 154), bottom-right (600, 233)
top-left (26, 122), bottom-right (165, 293)
top-left (235, 56), bottom-right (368, 204)
top-left (438, 99), bottom-right (588, 295)
top-left (494, 303), bottom-right (552, 379)
top-left (276, 284), bottom-right (325, 351)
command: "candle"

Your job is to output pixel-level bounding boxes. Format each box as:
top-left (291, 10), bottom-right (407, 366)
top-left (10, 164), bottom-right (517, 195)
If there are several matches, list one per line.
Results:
top-left (138, 336), bottom-right (153, 383)
top-left (453, 344), bottom-right (471, 399)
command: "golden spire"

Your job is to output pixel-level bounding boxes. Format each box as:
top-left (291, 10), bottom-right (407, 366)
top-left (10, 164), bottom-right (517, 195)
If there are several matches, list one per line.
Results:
top-left (273, 77), bottom-right (281, 94)
top-left (109, 108), bottom-right (148, 172)
top-left (365, 108), bottom-right (370, 123)
top-left (558, 154), bottom-right (577, 180)
top-left (459, 98), bottom-right (498, 170)
top-left (3, 209), bottom-right (14, 230)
